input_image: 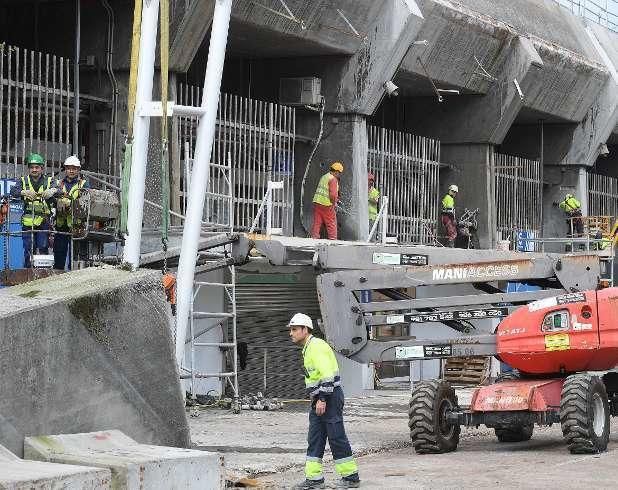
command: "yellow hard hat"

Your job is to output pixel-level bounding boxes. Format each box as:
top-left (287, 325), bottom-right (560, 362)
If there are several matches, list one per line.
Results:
top-left (330, 161), bottom-right (344, 173)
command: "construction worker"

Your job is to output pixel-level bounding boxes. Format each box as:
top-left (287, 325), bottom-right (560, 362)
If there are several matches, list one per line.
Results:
top-left (441, 184), bottom-right (458, 247)
top-left (288, 313), bottom-right (360, 489)
top-left (559, 193), bottom-right (584, 237)
top-left (9, 153), bottom-right (56, 267)
top-left (52, 156), bottom-right (89, 270)
top-left (311, 162), bottom-right (343, 240)
top-left (368, 172), bottom-right (380, 233)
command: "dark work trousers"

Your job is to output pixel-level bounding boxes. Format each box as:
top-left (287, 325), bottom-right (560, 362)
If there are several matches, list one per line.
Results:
top-left (307, 386), bottom-right (358, 479)
top-left (53, 227), bottom-right (71, 270)
top-left (22, 222), bottom-right (49, 268)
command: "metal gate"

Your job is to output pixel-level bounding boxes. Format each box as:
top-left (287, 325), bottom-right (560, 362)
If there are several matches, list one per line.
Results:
top-left (174, 84), bottom-right (295, 233)
top-left (234, 278), bottom-right (322, 399)
top-left (367, 125), bottom-right (440, 244)
top-left (588, 172), bottom-right (618, 219)
top-left (0, 43), bottom-right (75, 179)
top-left (494, 152), bottom-right (542, 246)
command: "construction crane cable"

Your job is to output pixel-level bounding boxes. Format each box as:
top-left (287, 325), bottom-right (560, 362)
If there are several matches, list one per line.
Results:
top-left (160, 0), bottom-right (170, 272)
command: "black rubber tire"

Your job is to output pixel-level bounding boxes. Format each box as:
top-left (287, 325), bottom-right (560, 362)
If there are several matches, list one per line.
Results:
top-left (495, 424), bottom-right (534, 442)
top-left (408, 380), bottom-right (460, 454)
top-left (560, 373), bottom-right (610, 454)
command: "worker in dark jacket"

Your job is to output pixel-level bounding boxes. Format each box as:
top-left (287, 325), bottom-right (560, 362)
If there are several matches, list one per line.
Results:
top-left (289, 313), bottom-right (360, 489)
top-left (10, 153), bottom-right (56, 267)
top-left (52, 155), bottom-right (89, 270)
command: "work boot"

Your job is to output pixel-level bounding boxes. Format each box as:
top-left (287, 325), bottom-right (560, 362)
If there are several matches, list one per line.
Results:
top-left (336, 475), bottom-right (361, 488)
top-left (447, 239), bottom-right (455, 248)
top-left (292, 479), bottom-right (325, 489)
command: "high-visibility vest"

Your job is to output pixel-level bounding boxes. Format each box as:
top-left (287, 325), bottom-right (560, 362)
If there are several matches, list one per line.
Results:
top-left (21, 176), bottom-right (52, 227)
top-left (368, 186), bottom-right (380, 221)
top-left (441, 193), bottom-right (455, 214)
top-left (302, 335), bottom-right (341, 400)
top-left (55, 178), bottom-right (86, 228)
top-left (312, 172), bottom-right (337, 206)
top-left (559, 197), bottom-right (581, 214)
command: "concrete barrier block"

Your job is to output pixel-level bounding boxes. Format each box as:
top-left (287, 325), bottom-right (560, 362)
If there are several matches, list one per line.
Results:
top-left (24, 430), bottom-right (224, 490)
top-left (0, 443), bottom-right (111, 489)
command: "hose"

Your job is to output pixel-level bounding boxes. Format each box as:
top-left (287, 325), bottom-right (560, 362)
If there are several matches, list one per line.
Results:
top-left (101, 0), bottom-right (119, 177)
top-left (299, 96), bottom-right (325, 234)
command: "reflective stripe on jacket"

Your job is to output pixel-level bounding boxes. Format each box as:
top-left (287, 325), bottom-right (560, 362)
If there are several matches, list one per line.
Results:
top-left (302, 335), bottom-right (341, 400)
top-left (441, 193), bottom-right (455, 214)
top-left (368, 186), bottom-right (380, 221)
top-left (21, 176), bottom-right (52, 227)
top-left (559, 197), bottom-right (581, 214)
top-left (313, 173), bottom-right (337, 206)
top-left (56, 178), bottom-right (87, 228)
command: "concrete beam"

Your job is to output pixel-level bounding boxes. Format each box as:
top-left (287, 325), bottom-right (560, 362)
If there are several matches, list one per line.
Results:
top-left (336, 0), bottom-right (425, 114)
top-left (0, 267), bottom-right (189, 457)
top-left (396, 35), bottom-right (543, 144)
top-left (170, 1), bottom-right (215, 72)
top-left (25, 430), bottom-right (224, 490)
top-left (0, 444), bottom-right (111, 489)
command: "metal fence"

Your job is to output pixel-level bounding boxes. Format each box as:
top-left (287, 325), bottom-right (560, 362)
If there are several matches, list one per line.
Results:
top-left (494, 152), bottom-right (542, 245)
top-left (588, 172), bottom-right (618, 218)
top-left (174, 84), bottom-right (295, 233)
top-left (554, 0), bottom-right (618, 31)
top-left (367, 125), bottom-right (440, 244)
top-left (0, 43), bottom-right (74, 179)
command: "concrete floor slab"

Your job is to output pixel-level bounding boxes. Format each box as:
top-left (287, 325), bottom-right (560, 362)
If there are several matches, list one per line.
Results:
top-left (0, 443), bottom-right (111, 489)
top-left (24, 430), bottom-right (223, 490)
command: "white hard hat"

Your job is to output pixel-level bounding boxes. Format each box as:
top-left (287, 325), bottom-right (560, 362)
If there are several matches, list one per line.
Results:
top-left (448, 184), bottom-right (459, 193)
top-left (64, 155), bottom-right (81, 168)
top-left (288, 312), bottom-right (313, 330)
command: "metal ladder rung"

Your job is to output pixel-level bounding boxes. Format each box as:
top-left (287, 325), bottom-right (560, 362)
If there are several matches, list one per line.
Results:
top-left (181, 371), bottom-right (236, 379)
top-left (194, 342), bottom-right (236, 348)
top-left (194, 281), bottom-right (234, 287)
top-left (192, 311), bottom-right (235, 319)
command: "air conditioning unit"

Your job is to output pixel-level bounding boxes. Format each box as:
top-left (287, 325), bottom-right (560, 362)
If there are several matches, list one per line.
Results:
top-left (279, 77), bottom-right (322, 106)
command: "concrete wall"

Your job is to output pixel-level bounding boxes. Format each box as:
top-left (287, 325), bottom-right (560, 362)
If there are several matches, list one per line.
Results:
top-left (0, 267), bottom-right (189, 457)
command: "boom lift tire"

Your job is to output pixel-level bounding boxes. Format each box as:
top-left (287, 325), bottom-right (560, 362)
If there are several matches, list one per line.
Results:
top-left (409, 380), bottom-right (460, 454)
top-left (494, 424), bottom-right (534, 442)
top-left (560, 373), bottom-right (610, 454)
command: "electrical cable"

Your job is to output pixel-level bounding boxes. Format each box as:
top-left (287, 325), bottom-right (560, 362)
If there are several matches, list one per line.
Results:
top-left (299, 96), bottom-right (325, 235)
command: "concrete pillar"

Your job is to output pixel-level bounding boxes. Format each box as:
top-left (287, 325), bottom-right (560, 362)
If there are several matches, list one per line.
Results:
top-left (542, 165), bottom-right (588, 245)
top-left (297, 114), bottom-right (369, 241)
top-left (441, 144), bottom-right (496, 249)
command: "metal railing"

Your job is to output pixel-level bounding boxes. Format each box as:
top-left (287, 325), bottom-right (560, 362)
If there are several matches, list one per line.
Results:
top-left (174, 85), bottom-right (295, 234)
top-left (554, 0), bottom-right (618, 31)
top-left (494, 152), bottom-right (542, 249)
top-left (367, 125), bottom-right (440, 244)
top-left (588, 173), bottom-right (618, 218)
top-left (0, 43), bottom-right (76, 179)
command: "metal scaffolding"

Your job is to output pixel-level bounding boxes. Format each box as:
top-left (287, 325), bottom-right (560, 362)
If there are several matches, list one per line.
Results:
top-left (494, 152), bottom-right (542, 249)
top-left (588, 173), bottom-right (618, 218)
top-left (0, 43), bottom-right (76, 179)
top-left (367, 125), bottom-right (440, 244)
top-left (554, 0), bottom-right (618, 32)
top-left (174, 85), bottom-right (296, 234)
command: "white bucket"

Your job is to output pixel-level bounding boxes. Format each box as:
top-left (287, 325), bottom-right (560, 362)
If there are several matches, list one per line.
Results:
top-left (496, 240), bottom-right (510, 251)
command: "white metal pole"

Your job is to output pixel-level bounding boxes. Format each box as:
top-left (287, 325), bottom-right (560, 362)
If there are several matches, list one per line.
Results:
top-left (176, 0), bottom-right (233, 366)
top-left (381, 196), bottom-right (389, 245)
top-left (123, 0), bottom-right (160, 267)
top-left (266, 182), bottom-right (273, 235)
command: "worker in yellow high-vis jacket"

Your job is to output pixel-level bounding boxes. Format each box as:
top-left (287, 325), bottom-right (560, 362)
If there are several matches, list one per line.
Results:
top-left (558, 193), bottom-right (584, 237)
top-left (289, 313), bottom-right (360, 489)
top-left (368, 172), bottom-right (380, 234)
top-left (311, 161), bottom-right (343, 240)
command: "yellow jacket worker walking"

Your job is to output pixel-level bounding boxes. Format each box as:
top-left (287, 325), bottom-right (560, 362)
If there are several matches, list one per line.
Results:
top-left (289, 313), bottom-right (360, 489)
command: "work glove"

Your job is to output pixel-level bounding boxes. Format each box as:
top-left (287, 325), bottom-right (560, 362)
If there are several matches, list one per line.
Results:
top-left (41, 188), bottom-right (58, 200)
top-left (57, 197), bottom-right (71, 213)
top-left (21, 189), bottom-right (37, 200)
